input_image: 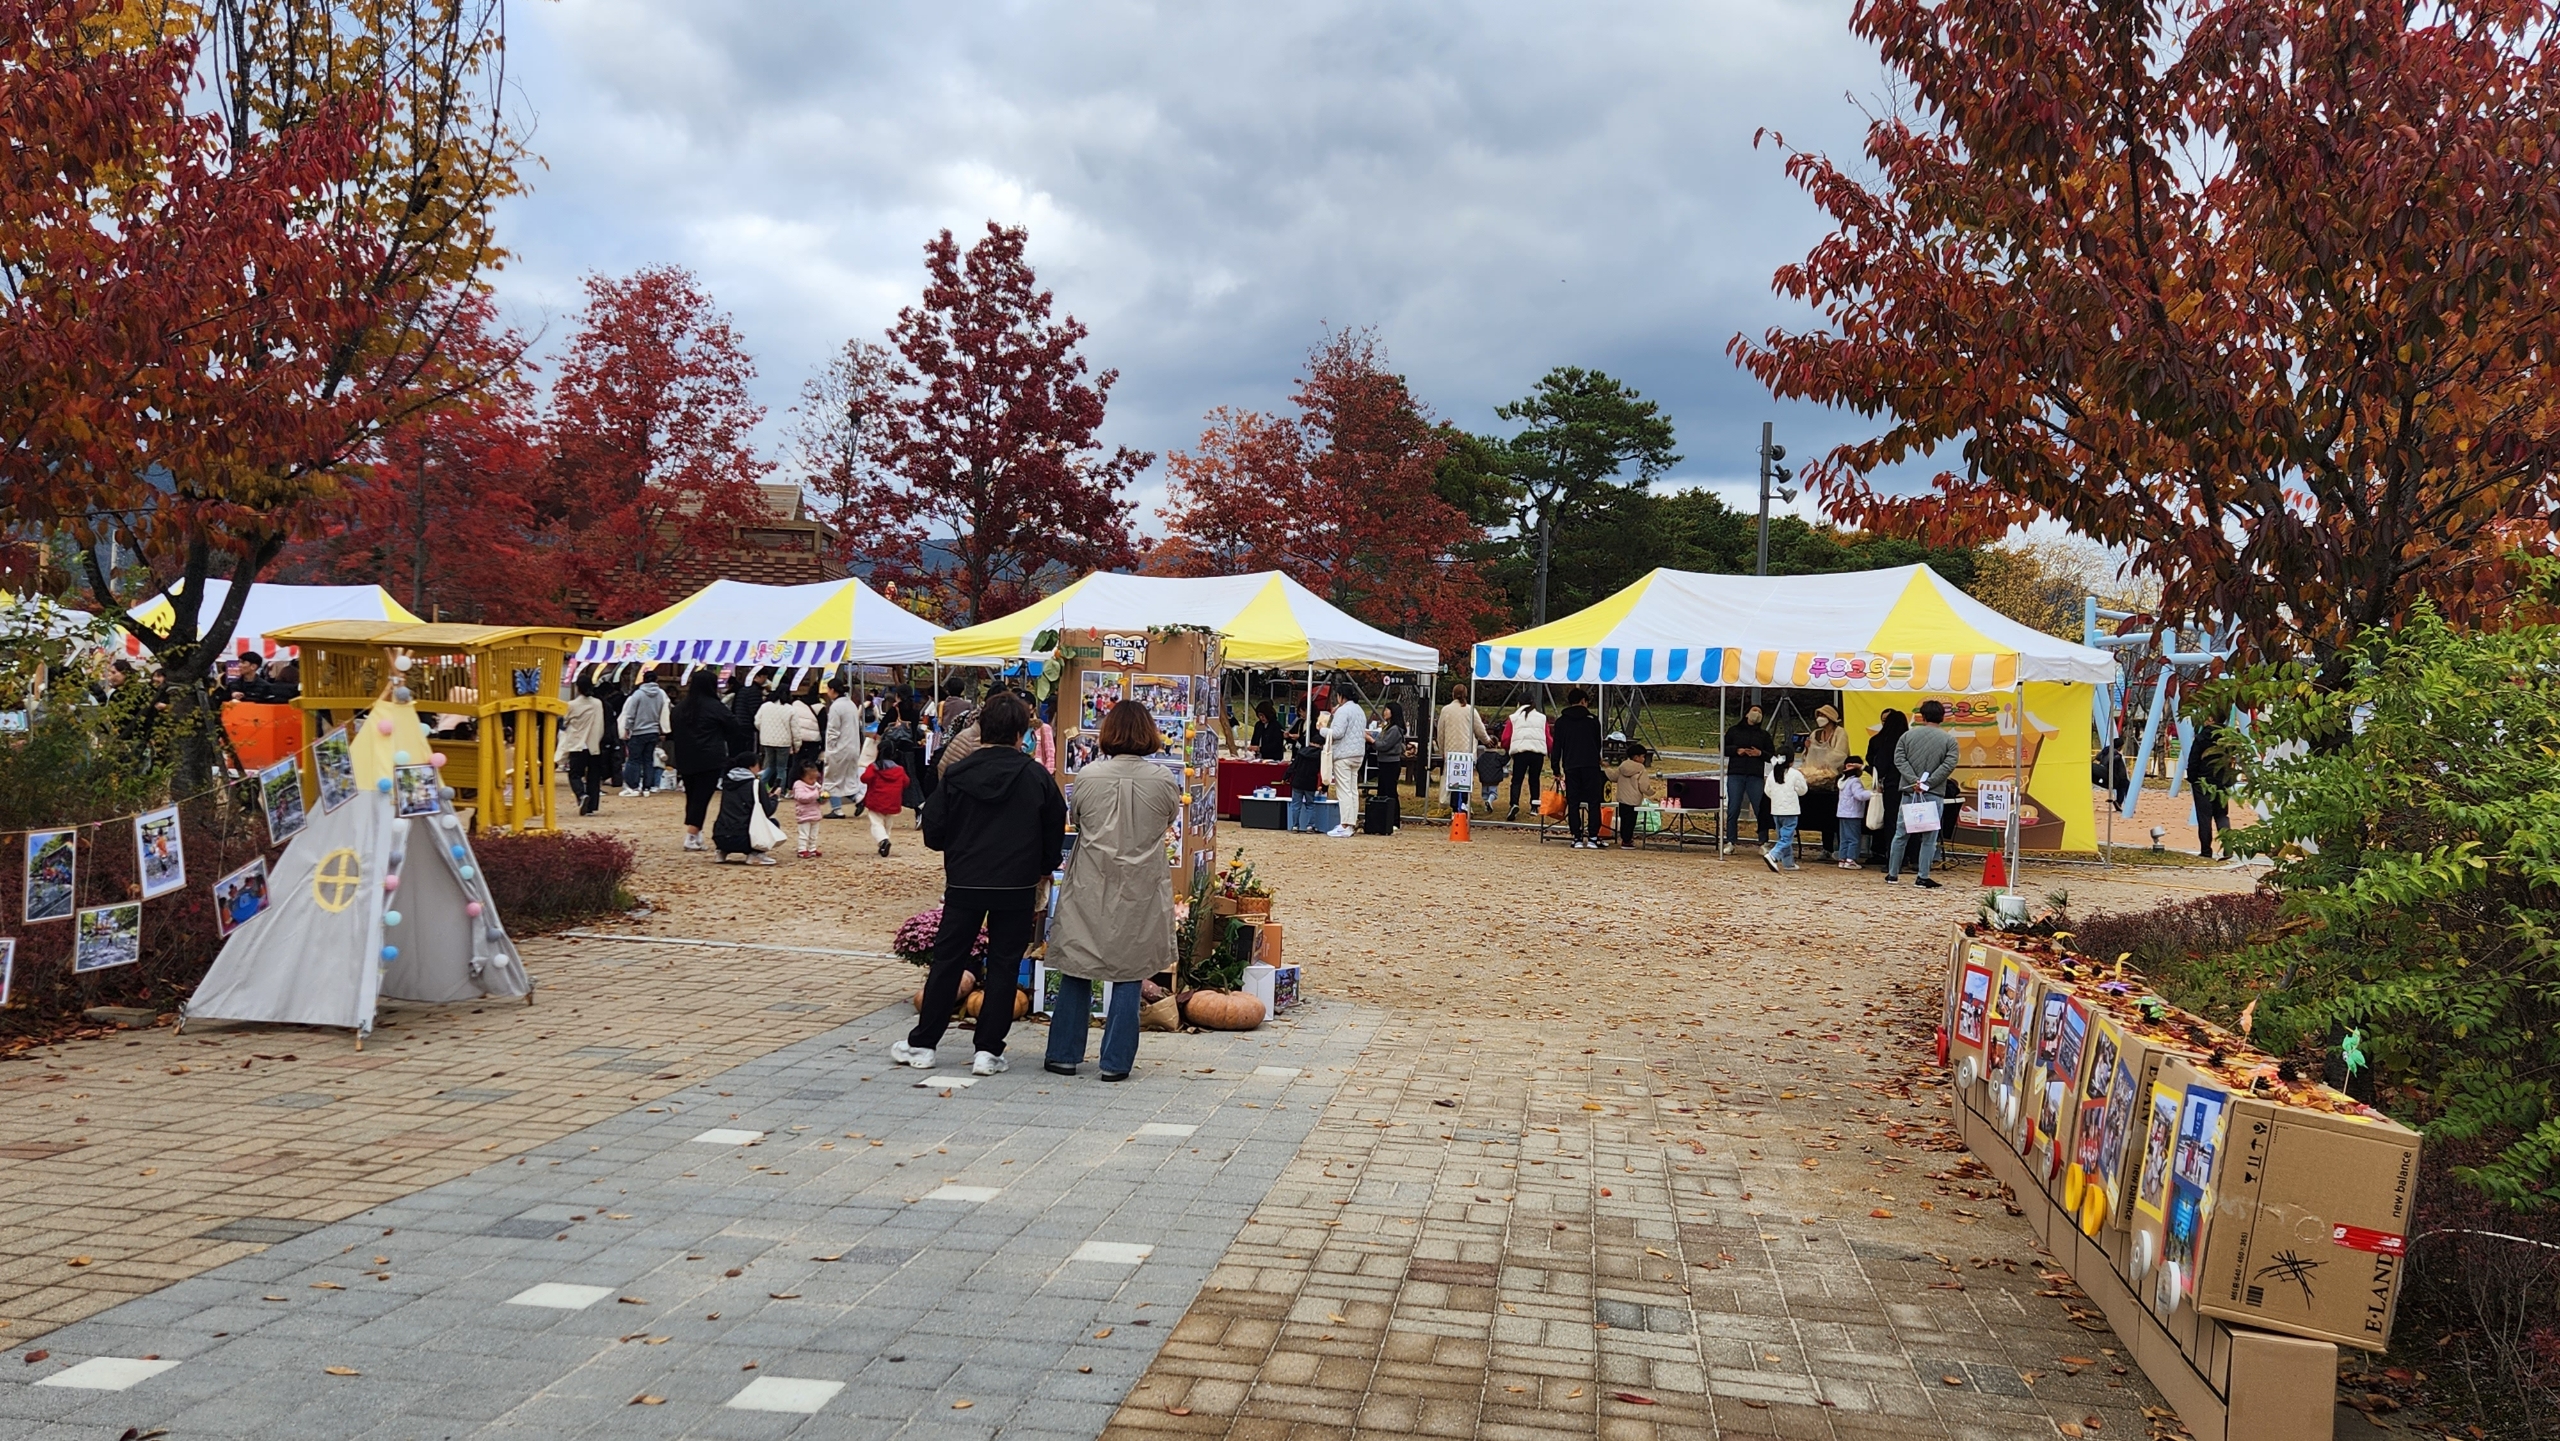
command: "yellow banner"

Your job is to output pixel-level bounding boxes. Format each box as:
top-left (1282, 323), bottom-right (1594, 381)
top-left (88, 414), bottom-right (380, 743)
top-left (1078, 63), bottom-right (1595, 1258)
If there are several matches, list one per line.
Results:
top-left (1842, 682), bottom-right (2095, 853)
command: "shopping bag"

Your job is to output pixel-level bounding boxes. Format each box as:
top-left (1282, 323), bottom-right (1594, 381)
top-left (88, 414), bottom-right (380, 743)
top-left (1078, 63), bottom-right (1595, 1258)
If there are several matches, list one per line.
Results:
top-left (1899, 797), bottom-right (1943, 834)
top-left (1865, 788), bottom-right (1885, 828)
top-left (748, 786), bottom-right (787, 852)
top-left (1539, 788), bottom-right (1568, 819)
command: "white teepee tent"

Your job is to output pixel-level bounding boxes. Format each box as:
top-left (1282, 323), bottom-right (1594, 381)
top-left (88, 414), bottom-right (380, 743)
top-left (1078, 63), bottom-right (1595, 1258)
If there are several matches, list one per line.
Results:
top-left (183, 694), bottom-right (530, 1041)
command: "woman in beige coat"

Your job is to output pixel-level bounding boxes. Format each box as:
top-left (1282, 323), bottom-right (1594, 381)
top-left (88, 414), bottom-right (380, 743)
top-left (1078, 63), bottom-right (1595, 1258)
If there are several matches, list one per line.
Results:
top-left (1042, 700), bottom-right (1183, 1081)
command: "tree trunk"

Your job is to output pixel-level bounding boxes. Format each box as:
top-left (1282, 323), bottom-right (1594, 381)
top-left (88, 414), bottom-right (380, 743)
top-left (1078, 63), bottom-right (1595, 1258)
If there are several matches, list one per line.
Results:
top-left (1534, 510), bottom-right (1556, 628)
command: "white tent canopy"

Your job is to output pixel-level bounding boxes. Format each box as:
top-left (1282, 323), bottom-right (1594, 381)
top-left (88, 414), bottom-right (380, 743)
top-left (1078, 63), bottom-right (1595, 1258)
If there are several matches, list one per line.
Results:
top-left (576, 576), bottom-right (944, 669)
top-left (125, 580), bottom-right (419, 659)
top-left (1473, 565), bottom-right (2119, 692)
top-left (935, 571), bottom-right (1439, 672)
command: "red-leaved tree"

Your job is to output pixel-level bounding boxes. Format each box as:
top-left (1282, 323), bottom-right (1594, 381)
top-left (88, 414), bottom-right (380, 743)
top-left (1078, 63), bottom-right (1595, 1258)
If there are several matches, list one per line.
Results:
top-left (1732, 0), bottom-right (2560, 676)
top-left (274, 296), bottom-right (555, 621)
top-left (1158, 330), bottom-right (1492, 658)
top-left (806, 223), bottom-right (1145, 624)
top-left (544, 265), bottom-right (772, 624)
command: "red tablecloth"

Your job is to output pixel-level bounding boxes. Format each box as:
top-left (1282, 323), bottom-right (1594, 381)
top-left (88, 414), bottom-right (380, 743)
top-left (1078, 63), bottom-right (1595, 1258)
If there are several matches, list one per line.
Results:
top-left (1217, 759), bottom-right (1289, 818)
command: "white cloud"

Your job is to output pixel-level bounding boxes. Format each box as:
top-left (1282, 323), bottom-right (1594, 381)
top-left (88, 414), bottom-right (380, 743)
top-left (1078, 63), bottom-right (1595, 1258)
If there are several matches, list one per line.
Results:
top-left (492, 0), bottom-right (1920, 515)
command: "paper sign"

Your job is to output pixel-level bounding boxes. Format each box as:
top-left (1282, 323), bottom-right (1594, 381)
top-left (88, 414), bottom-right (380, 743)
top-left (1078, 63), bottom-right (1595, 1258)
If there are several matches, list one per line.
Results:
top-left (1101, 633), bottom-right (1147, 668)
top-left (1974, 778), bottom-right (2015, 823)
top-left (1444, 750), bottom-right (1475, 791)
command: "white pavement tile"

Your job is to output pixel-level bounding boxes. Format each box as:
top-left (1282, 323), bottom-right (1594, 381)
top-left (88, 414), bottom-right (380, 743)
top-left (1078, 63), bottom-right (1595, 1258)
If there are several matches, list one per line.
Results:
top-left (505, 1282), bottom-right (616, 1310)
top-left (913, 1076), bottom-right (978, 1088)
top-left (1134, 1123), bottom-right (1199, 1138)
top-left (1069, 1241), bottom-right (1154, 1265)
top-left (690, 1128), bottom-right (765, 1145)
top-left (34, 1357), bottom-right (180, 1390)
top-left (1254, 1066), bottom-right (1301, 1077)
top-left (924, 1185), bottom-right (1001, 1202)
top-left (727, 1376), bottom-right (846, 1413)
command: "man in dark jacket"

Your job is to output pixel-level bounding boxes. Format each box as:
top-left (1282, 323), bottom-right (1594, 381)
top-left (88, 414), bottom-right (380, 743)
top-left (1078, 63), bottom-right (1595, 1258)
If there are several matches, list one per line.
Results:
top-left (1549, 688), bottom-right (1607, 849)
top-left (898, 691), bottom-right (1066, 1077)
top-left (1722, 704), bottom-right (1774, 849)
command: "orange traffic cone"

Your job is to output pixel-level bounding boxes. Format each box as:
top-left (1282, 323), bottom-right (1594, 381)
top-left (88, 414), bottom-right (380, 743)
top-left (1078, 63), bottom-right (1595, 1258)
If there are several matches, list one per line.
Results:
top-left (1450, 805), bottom-right (1471, 842)
top-left (1981, 847), bottom-right (2008, 888)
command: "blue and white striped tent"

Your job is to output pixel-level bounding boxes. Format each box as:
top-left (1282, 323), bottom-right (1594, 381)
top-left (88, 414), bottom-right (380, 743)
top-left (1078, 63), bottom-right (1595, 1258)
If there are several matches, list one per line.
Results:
top-left (574, 577), bottom-right (944, 669)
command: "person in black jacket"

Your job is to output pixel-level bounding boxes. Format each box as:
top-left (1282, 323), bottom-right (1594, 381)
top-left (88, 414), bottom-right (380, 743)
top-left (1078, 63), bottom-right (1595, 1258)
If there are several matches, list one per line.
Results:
top-left (897, 691), bottom-right (1066, 1077)
top-left (671, 669), bottom-right (753, 852)
top-left (1252, 700), bottom-right (1285, 761)
top-left (1550, 688), bottom-right (1606, 849)
top-left (1723, 704), bottom-right (1775, 849)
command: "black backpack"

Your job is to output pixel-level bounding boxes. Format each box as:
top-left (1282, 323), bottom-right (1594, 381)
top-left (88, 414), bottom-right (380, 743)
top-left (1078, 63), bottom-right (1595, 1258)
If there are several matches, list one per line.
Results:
top-left (1287, 743), bottom-right (1323, 791)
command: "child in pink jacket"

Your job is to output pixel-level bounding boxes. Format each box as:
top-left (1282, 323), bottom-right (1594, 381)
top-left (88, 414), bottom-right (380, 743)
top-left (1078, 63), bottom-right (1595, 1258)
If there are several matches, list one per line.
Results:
top-left (790, 761), bottom-right (828, 858)
top-left (858, 753), bottom-right (909, 858)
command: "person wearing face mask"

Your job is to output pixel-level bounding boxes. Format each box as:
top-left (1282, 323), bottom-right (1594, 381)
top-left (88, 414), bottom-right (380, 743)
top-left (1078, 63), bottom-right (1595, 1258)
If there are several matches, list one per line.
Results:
top-left (1722, 703), bottom-right (1775, 852)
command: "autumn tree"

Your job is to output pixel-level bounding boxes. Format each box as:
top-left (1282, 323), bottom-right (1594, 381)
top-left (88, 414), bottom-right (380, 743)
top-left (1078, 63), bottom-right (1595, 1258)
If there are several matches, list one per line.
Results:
top-left (1732, 0), bottom-right (2560, 679)
top-left (542, 265), bottom-right (773, 624)
top-left (1490, 367), bottom-right (1680, 626)
top-left (273, 297), bottom-right (553, 622)
top-left (0, 0), bottom-right (522, 763)
top-left (1159, 330), bottom-right (1493, 657)
top-left (808, 223), bottom-right (1146, 624)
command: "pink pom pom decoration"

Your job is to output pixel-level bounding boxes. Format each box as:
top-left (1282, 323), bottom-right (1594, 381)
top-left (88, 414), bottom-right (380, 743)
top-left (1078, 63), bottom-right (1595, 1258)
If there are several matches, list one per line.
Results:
top-left (375, 718), bottom-right (395, 734)
top-left (382, 875), bottom-right (399, 891)
top-left (428, 753), bottom-right (447, 768)
top-left (465, 902), bottom-right (483, 917)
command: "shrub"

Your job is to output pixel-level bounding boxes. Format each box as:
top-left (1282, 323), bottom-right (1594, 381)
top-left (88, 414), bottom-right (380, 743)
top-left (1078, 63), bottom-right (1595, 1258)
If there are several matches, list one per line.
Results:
top-left (892, 906), bottom-right (987, 966)
top-left (2220, 566), bottom-right (2560, 1209)
top-left (2067, 890), bottom-right (2282, 1028)
top-left (474, 830), bottom-right (636, 929)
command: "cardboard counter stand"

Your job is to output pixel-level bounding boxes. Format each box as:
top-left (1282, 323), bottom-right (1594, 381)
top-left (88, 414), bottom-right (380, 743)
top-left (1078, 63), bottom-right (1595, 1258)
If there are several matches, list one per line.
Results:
top-left (1943, 929), bottom-right (2338, 1441)
top-left (2197, 1090), bottom-right (2420, 1350)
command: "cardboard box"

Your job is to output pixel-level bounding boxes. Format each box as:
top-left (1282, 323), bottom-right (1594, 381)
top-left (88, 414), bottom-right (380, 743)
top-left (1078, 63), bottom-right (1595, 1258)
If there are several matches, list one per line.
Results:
top-left (1981, 950), bottom-right (2039, 1139)
top-left (1271, 963), bottom-right (1300, 1012)
top-left (2123, 1057), bottom-right (2237, 1358)
top-left (2021, 979), bottom-right (2097, 1194)
top-left (1257, 921), bottom-right (1283, 970)
top-left (2195, 1095), bottom-right (2420, 1350)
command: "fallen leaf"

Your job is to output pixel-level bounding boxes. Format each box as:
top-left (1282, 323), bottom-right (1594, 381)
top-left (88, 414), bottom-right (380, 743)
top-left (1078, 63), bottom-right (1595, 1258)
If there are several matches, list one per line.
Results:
top-left (617, 1297), bottom-right (648, 1305)
top-left (1327, 1313), bottom-right (1347, 1324)
top-left (812, 1253), bottom-right (844, 1262)
top-left (1567, 1387), bottom-right (1584, 1398)
top-left (2061, 1356), bottom-right (2095, 1366)
top-left (323, 1366), bottom-right (359, 1376)
top-left (1094, 1327), bottom-right (1113, 1338)
top-left (1644, 1247), bottom-right (1666, 1258)
top-left (1871, 1208), bottom-right (1895, 1218)
top-left (952, 1400), bottom-right (973, 1410)
top-left (768, 1292), bottom-right (801, 1300)
top-left (1613, 1392), bottom-right (1656, 1405)
top-left (1167, 1407), bottom-right (1192, 1416)
top-left (1078, 1365), bottom-right (1093, 1374)
top-left (643, 1336), bottom-right (668, 1346)
top-left (1943, 1375), bottom-right (1967, 1386)
top-left (24, 1350), bottom-right (48, 1364)
top-left (310, 1282), bottom-right (344, 1291)
top-left (66, 1257), bottom-right (90, 1268)
top-left (724, 1268), bottom-right (743, 1277)
top-left (631, 1395), bottom-right (664, 1406)
top-left (262, 1295), bottom-right (285, 1302)
top-left (1742, 1398), bottom-right (1771, 1409)
top-left (741, 1361), bottom-right (757, 1370)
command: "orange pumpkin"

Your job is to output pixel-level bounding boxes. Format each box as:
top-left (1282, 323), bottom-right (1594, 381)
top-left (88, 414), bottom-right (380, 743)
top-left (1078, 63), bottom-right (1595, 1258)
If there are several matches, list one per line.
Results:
top-left (1183, 989), bottom-right (1266, 1031)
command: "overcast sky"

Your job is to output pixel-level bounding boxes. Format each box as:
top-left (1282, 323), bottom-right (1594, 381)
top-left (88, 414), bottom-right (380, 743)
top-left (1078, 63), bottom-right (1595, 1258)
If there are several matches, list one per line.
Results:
top-left (489, 0), bottom-right (1897, 526)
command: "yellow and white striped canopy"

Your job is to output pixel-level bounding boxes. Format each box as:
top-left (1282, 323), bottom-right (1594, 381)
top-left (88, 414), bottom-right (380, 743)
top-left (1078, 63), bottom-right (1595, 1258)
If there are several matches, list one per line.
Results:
top-left (125, 580), bottom-right (418, 658)
top-left (935, 571), bottom-right (1438, 672)
top-left (1473, 565), bottom-right (2118, 692)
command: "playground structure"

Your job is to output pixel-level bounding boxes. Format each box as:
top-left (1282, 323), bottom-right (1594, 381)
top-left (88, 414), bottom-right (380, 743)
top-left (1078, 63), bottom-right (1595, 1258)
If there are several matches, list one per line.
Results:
top-left (2083, 599), bottom-right (2239, 841)
top-left (266, 620), bottom-right (596, 834)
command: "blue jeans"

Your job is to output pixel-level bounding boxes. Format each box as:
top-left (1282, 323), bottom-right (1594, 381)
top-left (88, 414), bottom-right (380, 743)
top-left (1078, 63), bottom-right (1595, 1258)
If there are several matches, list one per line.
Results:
top-left (1724, 774), bottom-right (1766, 844)
top-left (621, 734), bottom-right (661, 791)
top-left (1832, 817), bottom-right (1863, 862)
top-left (1044, 975), bottom-right (1140, 1077)
top-left (1288, 788), bottom-right (1322, 831)
top-left (1888, 800), bottom-right (1941, 880)
top-left (1771, 816), bottom-right (1799, 867)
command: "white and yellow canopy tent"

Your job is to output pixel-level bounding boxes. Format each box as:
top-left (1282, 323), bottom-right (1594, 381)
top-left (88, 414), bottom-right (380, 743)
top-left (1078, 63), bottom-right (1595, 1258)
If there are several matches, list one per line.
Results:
top-left (574, 577), bottom-right (945, 685)
top-left (122, 580), bottom-right (420, 659)
top-left (937, 569), bottom-right (1440, 751)
top-left (1474, 565), bottom-right (2120, 854)
top-left (934, 570), bottom-right (1438, 672)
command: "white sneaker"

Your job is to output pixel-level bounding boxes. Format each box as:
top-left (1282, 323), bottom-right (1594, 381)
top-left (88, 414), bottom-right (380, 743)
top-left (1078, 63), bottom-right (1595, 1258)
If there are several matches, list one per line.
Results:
top-left (1327, 825), bottom-right (1355, 838)
top-left (619, 787), bottom-right (640, 798)
top-left (890, 1042), bottom-right (935, 1069)
top-left (683, 834), bottom-right (705, 851)
top-left (971, 1051), bottom-right (1008, 1077)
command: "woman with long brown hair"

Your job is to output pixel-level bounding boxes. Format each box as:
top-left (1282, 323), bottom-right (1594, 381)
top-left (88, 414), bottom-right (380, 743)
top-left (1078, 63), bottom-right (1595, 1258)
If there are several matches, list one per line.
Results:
top-left (1043, 699), bottom-right (1183, 1081)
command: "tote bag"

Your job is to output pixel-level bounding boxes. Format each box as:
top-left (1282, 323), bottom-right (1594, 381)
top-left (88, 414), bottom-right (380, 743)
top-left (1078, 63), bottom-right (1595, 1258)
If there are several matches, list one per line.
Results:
top-left (748, 786), bottom-right (787, 851)
top-left (1864, 788), bottom-right (1885, 828)
top-left (1899, 796), bottom-right (1943, 834)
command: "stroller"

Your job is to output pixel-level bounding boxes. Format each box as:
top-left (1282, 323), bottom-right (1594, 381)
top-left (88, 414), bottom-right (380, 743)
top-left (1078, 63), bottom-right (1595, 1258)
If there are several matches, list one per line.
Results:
top-left (712, 754), bottom-right (779, 865)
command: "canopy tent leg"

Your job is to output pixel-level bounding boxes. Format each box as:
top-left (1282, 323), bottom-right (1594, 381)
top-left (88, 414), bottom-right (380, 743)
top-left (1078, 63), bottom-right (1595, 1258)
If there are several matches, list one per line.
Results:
top-left (1422, 669), bottom-right (1438, 816)
top-left (2007, 679), bottom-right (2025, 895)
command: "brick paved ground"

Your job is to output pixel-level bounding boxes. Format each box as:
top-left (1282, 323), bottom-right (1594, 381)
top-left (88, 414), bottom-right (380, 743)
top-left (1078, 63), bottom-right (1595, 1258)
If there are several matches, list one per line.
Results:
top-left (0, 790), bottom-right (2331, 1438)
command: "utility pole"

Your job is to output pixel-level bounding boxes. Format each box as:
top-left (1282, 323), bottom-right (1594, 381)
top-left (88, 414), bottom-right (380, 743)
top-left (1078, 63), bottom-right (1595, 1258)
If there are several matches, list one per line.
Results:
top-left (1755, 421), bottom-right (1794, 577)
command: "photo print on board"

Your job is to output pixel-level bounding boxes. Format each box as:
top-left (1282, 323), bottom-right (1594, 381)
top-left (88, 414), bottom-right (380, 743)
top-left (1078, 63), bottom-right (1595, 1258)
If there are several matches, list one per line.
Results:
top-left (211, 857), bottom-right (271, 938)
top-left (23, 828), bottom-right (75, 923)
top-left (134, 806), bottom-right (187, 900)
top-left (258, 758), bottom-right (307, 844)
top-left (314, 726), bottom-right (358, 812)
top-left (73, 901), bottom-right (141, 974)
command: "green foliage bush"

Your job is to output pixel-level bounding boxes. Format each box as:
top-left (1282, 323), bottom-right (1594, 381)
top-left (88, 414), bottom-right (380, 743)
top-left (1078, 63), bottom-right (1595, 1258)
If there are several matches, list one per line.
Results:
top-left (2225, 572), bottom-right (2560, 1208)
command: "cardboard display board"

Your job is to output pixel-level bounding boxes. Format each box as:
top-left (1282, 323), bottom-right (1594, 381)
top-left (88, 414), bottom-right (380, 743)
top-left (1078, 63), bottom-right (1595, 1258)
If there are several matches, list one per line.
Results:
top-left (1052, 626), bottom-right (1223, 916)
top-left (2197, 1094), bottom-right (2419, 1349)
